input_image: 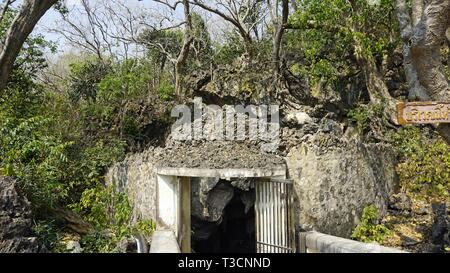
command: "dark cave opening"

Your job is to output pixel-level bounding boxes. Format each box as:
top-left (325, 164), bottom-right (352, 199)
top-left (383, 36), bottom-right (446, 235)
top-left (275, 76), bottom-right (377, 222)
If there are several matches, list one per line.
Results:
top-left (191, 183), bottom-right (256, 253)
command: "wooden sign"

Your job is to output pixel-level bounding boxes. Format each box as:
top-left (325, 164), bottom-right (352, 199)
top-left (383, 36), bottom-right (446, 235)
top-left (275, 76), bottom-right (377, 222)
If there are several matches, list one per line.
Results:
top-left (397, 102), bottom-right (450, 125)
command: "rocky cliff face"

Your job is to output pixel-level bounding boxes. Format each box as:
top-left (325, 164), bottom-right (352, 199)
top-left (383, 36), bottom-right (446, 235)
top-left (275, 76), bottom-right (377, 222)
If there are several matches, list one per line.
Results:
top-left (286, 132), bottom-right (399, 237)
top-left (0, 176), bottom-right (39, 253)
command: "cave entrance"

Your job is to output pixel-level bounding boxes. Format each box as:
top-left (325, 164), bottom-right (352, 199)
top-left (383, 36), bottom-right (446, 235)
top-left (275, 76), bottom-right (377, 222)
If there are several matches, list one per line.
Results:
top-left (155, 167), bottom-right (295, 253)
top-left (191, 179), bottom-right (256, 253)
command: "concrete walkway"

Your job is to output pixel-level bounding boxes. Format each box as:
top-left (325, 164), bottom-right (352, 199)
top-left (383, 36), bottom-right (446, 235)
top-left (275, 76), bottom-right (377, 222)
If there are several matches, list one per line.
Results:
top-left (149, 230), bottom-right (180, 253)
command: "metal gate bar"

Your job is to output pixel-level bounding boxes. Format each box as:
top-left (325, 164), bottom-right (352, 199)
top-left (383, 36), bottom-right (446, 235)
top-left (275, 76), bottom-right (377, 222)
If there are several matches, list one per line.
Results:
top-left (255, 179), bottom-right (295, 253)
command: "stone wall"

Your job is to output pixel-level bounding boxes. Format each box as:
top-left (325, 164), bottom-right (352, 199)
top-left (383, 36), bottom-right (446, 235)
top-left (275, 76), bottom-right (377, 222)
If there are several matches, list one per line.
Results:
top-left (105, 148), bottom-right (160, 222)
top-left (286, 133), bottom-right (399, 237)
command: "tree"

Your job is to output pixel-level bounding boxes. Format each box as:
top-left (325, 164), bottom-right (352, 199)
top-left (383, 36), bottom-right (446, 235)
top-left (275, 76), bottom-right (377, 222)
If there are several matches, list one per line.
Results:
top-left (396, 0), bottom-right (450, 143)
top-left (0, 0), bottom-right (58, 92)
top-left (190, 0), bottom-right (264, 58)
top-left (122, 0), bottom-right (194, 96)
top-left (49, 0), bottom-right (146, 62)
top-left (287, 0), bottom-right (399, 118)
top-left (268, 0), bottom-right (289, 74)
top-left (174, 0), bottom-right (193, 96)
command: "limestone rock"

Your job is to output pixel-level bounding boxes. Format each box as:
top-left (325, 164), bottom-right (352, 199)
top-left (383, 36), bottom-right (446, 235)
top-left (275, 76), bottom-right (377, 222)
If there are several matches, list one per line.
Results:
top-left (284, 111), bottom-right (313, 125)
top-left (240, 190), bottom-right (255, 214)
top-left (430, 203), bottom-right (449, 248)
top-left (388, 193), bottom-right (412, 215)
top-left (230, 178), bottom-right (254, 191)
top-left (286, 135), bottom-right (399, 238)
top-left (191, 179), bottom-right (234, 223)
top-left (116, 237), bottom-right (138, 253)
top-left (66, 240), bottom-right (83, 253)
top-left (0, 176), bottom-right (39, 253)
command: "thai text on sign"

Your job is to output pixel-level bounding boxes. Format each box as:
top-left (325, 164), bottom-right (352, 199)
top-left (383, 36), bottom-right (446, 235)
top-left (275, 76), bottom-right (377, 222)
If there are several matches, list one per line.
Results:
top-left (397, 102), bottom-right (450, 125)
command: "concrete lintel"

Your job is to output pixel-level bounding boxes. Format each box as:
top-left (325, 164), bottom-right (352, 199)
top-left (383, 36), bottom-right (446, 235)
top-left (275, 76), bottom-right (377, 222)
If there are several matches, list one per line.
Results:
top-left (149, 230), bottom-right (181, 253)
top-left (155, 166), bottom-right (286, 178)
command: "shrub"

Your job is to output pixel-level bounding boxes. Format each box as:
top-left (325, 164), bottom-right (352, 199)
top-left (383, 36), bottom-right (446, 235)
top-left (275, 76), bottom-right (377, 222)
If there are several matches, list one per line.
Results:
top-left (0, 115), bottom-right (75, 209)
top-left (390, 127), bottom-right (450, 198)
top-left (32, 220), bottom-right (64, 252)
top-left (71, 185), bottom-right (156, 252)
top-left (351, 205), bottom-right (391, 244)
top-left (158, 81), bottom-right (174, 101)
top-left (347, 103), bottom-right (383, 134)
top-left (68, 58), bottom-right (112, 103)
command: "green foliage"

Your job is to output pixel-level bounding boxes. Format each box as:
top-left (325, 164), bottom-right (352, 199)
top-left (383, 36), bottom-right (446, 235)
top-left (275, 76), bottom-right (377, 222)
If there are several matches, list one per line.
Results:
top-left (157, 81), bottom-right (175, 101)
top-left (190, 12), bottom-right (214, 69)
top-left (79, 229), bottom-right (116, 253)
top-left (347, 103), bottom-right (383, 134)
top-left (390, 127), bottom-right (450, 198)
top-left (287, 0), bottom-right (398, 90)
top-left (97, 60), bottom-right (150, 102)
top-left (214, 32), bottom-right (246, 65)
top-left (71, 185), bottom-right (156, 253)
top-left (140, 28), bottom-right (183, 60)
top-left (352, 205), bottom-right (391, 244)
top-left (71, 185), bottom-right (131, 228)
top-left (32, 220), bottom-right (64, 252)
top-left (65, 56), bottom-right (171, 151)
top-left (0, 115), bottom-right (74, 209)
top-left (68, 58), bottom-right (112, 103)
top-left (78, 139), bottom-right (126, 186)
top-left (133, 219), bottom-right (157, 237)
top-left (0, 109), bottom-right (125, 210)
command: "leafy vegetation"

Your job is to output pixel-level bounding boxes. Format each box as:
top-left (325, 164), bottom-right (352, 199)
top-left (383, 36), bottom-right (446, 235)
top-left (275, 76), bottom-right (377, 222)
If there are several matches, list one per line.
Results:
top-left (0, 6), bottom-right (159, 251)
top-left (71, 185), bottom-right (155, 253)
top-left (347, 103), bottom-right (384, 134)
top-left (287, 0), bottom-right (398, 89)
top-left (390, 127), bottom-right (450, 199)
top-left (352, 205), bottom-right (391, 244)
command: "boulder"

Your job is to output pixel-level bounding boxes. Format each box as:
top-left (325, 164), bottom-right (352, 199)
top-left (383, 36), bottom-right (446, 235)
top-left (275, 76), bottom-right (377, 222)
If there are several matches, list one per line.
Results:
top-left (66, 240), bottom-right (83, 253)
top-left (388, 193), bottom-right (412, 215)
top-left (0, 176), bottom-right (39, 253)
top-left (430, 203), bottom-right (449, 249)
top-left (116, 237), bottom-right (137, 253)
top-left (191, 179), bottom-right (234, 222)
top-left (286, 133), bottom-right (399, 238)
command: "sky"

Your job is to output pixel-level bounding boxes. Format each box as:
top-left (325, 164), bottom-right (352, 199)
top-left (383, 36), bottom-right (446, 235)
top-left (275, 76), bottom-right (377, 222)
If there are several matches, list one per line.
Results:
top-left (34, 0), bottom-right (227, 59)
top-left (37, 0), bottom-right (167, 49)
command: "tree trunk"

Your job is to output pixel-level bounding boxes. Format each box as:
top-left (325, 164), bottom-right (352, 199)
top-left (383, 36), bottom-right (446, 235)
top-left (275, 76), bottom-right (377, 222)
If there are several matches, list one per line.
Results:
top-left (272, 0), bottom-right (289, 75)
top-left (409, 0), bottom-right (450, 101)
top-left (175, 0), bottom-right (193, 96)
top-left (0, 0), bottom-right (58, 92)
top-left (396, 0), bottom-right (450, 143)
top-left (353, 38), bottom-right (398, 124)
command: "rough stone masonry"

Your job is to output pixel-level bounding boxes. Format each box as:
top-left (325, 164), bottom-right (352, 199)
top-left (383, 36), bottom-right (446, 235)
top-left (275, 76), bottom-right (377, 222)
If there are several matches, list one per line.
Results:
top-left (106, 108), bottom-right (399, 238)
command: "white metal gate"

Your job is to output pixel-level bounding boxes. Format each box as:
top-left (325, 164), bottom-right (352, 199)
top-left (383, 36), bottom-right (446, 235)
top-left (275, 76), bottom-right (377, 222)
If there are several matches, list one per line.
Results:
top-left (255, 178), bottom-right (295, 253)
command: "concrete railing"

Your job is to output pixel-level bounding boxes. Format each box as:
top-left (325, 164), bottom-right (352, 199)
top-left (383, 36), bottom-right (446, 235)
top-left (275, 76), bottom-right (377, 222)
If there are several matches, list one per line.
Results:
top-left (149, 230), bottom-right (181, 253)
top-left (299, 231), bottom-right (408, 253)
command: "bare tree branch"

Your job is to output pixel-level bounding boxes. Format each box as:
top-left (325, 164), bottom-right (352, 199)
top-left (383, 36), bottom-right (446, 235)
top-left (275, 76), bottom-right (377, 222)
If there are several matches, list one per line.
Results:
top-left (189, 0), bottom-right (254, 51)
